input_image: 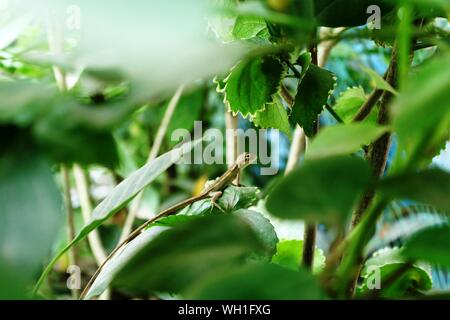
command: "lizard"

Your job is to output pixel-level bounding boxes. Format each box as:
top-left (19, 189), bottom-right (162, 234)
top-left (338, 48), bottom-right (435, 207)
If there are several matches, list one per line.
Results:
top-left (80, 152), bottom-right (257, 299)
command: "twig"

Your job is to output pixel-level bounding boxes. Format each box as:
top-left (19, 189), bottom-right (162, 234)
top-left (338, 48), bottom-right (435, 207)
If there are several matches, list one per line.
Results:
top-left (351, 44), bottom-right (400, 228)
top-left (119, 85), bottom-right (184, 242)
top-left (226, 112), bottom-right (239, 183)
top-left (61, 165), bottom-right (78, 299)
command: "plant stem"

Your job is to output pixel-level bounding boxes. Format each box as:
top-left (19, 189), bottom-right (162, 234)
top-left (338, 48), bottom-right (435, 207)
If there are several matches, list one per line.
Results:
top-left (119, 85), bottom-right (184, 242)
top-left (226, 112), bottom-right (239, 184)
top-left (61, 165), bottom-right (78, 299)
top-left (351, 44), bottom-right (400, 228)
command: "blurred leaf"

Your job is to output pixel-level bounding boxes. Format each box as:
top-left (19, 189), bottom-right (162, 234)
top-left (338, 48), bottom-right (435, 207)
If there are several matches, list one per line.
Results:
top-left (232, 15), bottom-right (269, 40)
top-left (84, 226), bottom-right (168, 300)
top-left (0, 135), bottom-right (63, 298)
top-left (334, 87), bottom-right (377, 123)
top-left (234, 209), bottom-right (279, 259)
top-left (113, 215), bottom-right (266, 295)
top-left (272, 240), bottom-right (325, 274)
top-left (306, 123), bottom-right (388, 160)
top-left (223, 56), bottom-right (285, 117)
top-left (0, 15), bottom-right (32, 50)
top-left (391, 56), bottom-right (450, 170)
top-left (314, 0), bottom-right (394, 27)
top-left (361, 66), bottom-right (397, 95)
top-left (358, 248), bottom-right (432, 299)
top-left (34, 139), bottom-right (201, 294)
top-left (403, 225), bottom-right (450, 268)
top-left (378, 169), bottom-right (450, 212)
top-left (0, 81), bottom-right (56, 126)
top-left (253, 98), bottom-right (291, 136)
top-left (186, 262), bottom-right (326, 300)
top-left (292, 64), bottom-right (336, 137)
top-left (266, 156), bottom-right (372, 225)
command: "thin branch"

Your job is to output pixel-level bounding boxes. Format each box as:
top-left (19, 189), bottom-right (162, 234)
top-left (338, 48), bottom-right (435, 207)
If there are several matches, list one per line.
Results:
top-left (119, 85), bottom-right (184, 242)
top-left (61, 165), bottom-right (78, 299)
top-left (73, 165), bottom-right (108, 265)
top-left (351, 44), bottom-right (400, 228)
top-left (352, 88), bottom-right (384, 122)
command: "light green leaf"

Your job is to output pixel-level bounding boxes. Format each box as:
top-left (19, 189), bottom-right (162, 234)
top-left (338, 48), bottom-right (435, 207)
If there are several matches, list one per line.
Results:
top-left (0, 136), bottom-right (63, 299)
top-left (223, 56), bottom-right (285, 117)
top-left (232, 15), bottom-right (269, 40)
top-left (378, 169), bottom-right (450, 212)
top-left (361, 66), bottom-right (398, 95)
top-left (334, 87), bottom-right (377, 123)
top-left (403, 225), bottom-right (450, 268)
top-left (292, 64), bottom-right (337, 137)
top-left (272, 240), bottom-right (325, 274)
top-left (252, 98), bottom-right (291, 136)
top-left (306, 123), bottom-right (389, 160)
top-left (112, 215), bottom-right (266, 295)
top-left (186, 262), bottom-right (327, 300)
top-left (391, 56), bottom-right (450, 170)
top-left (34, 139), bottom-right (201, 295)
top-left (358, 248), bottom-right (432, 299)
top-left (266, 156), bottom-right (372, 225)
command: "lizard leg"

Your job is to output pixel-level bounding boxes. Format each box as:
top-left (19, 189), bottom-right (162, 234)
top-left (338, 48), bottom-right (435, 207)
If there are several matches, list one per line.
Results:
top-left (209, 191), bottom-right (225, 213)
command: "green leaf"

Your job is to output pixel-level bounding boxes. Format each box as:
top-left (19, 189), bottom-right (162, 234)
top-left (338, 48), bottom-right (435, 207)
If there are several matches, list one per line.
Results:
top-left (0, 135), bottom-right (63, 298)
top-left (334, 87), bottom-right (377, 123)
top-left (186, 262), bottom-right (327, 300)
top-left (0, 81), bottom-right (56, 126)
top-left (218, 185), bottom-right (260, 212)
top-left (112, 215), bottom-right (267, 295)
top-left (252, 98), bottom-right (291, 136)
top-left (378, 169), bottom-right (450, 212)
top-left (272, 240), bottom-right (325, 274)
top-left (391, 56), bottom-right (450, 170)
top-left (84, 227), bottom-right (169, 300)
top-left (223, 56), bottom-right (285, 117)
top-left (358, 248), bottom-right (432, 299)
top-left (361, 66), bottom-right (397, 95)
top-left (403, 225), bottom-right (450, 268)
top-left (266, 156), bottom-right (372, 225)
top-left (232, 15), bottom-right (269, 40)
top-left (33, 139), bottom-right (201, 294)
top-left (234, 209), bottom-right (279, 259)
top-left (306, 123), bottom-right (389, 160)
top-left (291, 64), bottom-right (337, 137)
top-left (314, 0), bottom-right (394, 27)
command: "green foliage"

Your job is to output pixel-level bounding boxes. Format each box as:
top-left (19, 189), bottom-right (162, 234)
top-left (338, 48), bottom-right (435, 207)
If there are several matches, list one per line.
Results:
top-left (358, 248), bottom-right (432, 299)
top-left (306, 123), bottom-right (388, 160)
top-left (222, 56), bottom-right (285, 118)
top-left (186, 262), bottom-right (327, 300)
top-left (0, 135), bottom-right (62, 298)
top-left (334, 87), bottom-right (375, 123)
top-left (272, 240), bottom-right (325, 274)
top-left (391, 56), bottom-right (450, 170)
top-left (403, 225), bottom-right (450, 268)
top-left (113, 215), bottom-right (267, 295)
top-left (266, 156), bottom-right (372, 225)
top-left (252, 98), bottom-right (291, 136)
top-left (291, 64), bottom-right (336, 136)
top-left (232, 15), bottom-right (270, 41)
top-left (34, 140), bottom-right (200, 294)
top-left (378, 169), bottom-right (450, 212)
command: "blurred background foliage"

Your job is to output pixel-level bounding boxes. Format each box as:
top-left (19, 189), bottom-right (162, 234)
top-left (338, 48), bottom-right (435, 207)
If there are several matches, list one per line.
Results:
top-left (0, 0), bottom-right (449, 300)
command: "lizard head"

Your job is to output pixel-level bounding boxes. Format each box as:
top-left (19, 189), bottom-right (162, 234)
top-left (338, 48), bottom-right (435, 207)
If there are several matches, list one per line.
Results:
top-left (236, 153), bottom-right (257, 169)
